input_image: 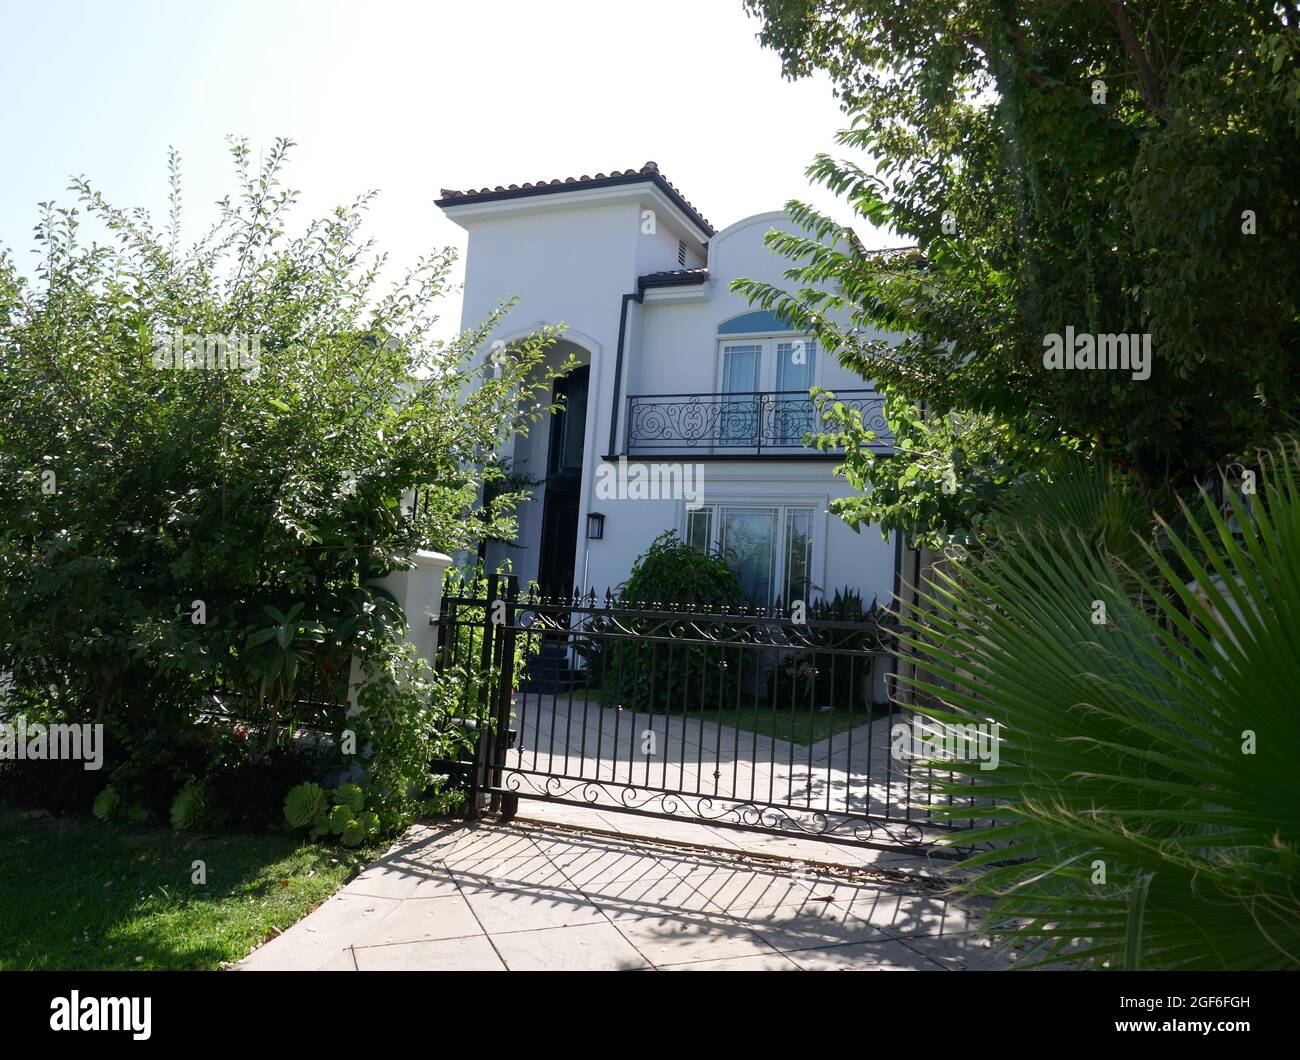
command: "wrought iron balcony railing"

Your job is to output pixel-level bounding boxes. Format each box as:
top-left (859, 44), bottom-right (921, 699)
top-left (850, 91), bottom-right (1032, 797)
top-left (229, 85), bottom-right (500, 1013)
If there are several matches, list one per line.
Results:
top-left (624, 389), bottom-right (892, 455)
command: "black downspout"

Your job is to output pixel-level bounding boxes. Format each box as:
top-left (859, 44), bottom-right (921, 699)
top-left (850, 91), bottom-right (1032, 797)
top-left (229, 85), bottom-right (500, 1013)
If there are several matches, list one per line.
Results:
top-left (891, 529), bottom-right (903, 611)
top-left (606, 290), bottom-right (643, 456)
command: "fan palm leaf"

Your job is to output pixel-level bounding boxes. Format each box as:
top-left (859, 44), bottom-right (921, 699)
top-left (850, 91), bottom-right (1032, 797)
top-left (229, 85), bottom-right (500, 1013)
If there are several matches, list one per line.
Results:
top-left (898, 438), bottom-right (1300, 970)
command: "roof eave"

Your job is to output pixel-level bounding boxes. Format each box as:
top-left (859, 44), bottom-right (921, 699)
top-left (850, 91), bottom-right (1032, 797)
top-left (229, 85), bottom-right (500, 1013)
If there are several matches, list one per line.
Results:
top-left (437, 172), bottom-right (715, 239)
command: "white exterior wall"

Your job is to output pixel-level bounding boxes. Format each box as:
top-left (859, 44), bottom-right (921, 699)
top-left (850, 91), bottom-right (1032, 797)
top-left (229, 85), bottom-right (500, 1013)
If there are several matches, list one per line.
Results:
top-left (444, 188), bottom-right (896, 608)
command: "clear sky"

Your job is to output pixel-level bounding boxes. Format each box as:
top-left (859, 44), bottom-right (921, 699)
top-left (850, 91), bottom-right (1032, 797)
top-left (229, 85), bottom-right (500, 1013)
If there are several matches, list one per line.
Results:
top-left (0, 0), bottom-right (902, 334)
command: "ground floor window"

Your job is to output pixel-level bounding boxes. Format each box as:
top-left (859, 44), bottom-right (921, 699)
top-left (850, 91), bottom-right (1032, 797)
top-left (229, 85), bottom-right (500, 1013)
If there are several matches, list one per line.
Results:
top-left (685, 504), bottom-right (814, 608)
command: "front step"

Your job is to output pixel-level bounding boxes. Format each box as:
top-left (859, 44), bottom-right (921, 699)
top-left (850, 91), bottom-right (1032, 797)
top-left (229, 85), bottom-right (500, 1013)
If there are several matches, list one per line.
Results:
top-left (522, 638), bottom-right (584, 694)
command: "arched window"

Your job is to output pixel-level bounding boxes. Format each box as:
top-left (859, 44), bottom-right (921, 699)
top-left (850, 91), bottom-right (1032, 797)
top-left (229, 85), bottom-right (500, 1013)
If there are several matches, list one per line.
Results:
top-left (716, 309), bottom-right (802, 336)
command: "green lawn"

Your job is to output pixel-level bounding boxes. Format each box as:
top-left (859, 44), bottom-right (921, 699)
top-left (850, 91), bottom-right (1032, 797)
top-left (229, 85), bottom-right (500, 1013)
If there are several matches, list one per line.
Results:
top-left (707, 705), bottom-right (878, 746)
top-left (0, 805), bottom-right (382, 970)
top-left (568, 689), bottom-right (879, 746)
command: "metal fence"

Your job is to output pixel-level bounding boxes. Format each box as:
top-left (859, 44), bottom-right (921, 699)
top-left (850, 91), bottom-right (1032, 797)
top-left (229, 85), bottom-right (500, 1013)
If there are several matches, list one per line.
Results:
top-left (435, 574), bottom-right (986, 858)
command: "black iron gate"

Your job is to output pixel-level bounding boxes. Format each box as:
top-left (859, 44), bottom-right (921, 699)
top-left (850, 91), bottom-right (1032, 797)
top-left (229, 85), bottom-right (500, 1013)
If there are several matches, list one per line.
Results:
top-left (435, 574), bottom-right (983, 858)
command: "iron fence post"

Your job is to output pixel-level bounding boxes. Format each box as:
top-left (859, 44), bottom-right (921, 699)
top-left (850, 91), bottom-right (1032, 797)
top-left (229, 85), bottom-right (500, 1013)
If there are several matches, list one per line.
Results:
top-left (488, 575), bottom-right (519, 817)
top-left (466, 572), bottom-right (499, 820)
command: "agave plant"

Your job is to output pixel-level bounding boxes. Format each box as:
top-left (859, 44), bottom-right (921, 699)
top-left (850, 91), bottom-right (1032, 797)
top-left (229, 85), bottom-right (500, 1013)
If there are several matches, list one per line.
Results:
top-left (900, 439), bottom-right (1300, 970)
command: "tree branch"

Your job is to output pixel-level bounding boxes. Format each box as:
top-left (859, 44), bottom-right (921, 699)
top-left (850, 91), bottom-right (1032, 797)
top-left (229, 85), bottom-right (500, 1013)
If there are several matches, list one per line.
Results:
top-left (1109, 1), bottom-right (1168, 119)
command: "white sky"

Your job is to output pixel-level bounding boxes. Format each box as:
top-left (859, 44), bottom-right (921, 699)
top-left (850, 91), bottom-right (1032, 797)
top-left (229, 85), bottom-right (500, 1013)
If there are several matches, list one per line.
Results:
top-left (0, 0), bottom-right (904, 336)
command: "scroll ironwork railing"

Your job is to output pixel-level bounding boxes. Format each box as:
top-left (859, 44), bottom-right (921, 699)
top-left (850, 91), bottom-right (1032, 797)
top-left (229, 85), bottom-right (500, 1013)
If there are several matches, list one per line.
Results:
top-left (625, 389), bottom-right (892, 454)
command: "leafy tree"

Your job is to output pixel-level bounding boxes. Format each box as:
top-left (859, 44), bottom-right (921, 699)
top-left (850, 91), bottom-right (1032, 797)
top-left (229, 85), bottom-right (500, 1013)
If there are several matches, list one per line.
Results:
top-left (739, 1), bottom-right (1300, 544)
top-left (0, 139), bottom-right (566, 820)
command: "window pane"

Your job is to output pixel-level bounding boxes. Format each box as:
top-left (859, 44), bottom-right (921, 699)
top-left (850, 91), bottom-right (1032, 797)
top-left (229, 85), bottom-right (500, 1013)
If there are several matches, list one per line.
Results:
top-left (783, 508), bottom-right (814, 606)
top-left (721, 344), bottom-right (761, 393)
top-left (776, 339), bottom-right (815, 392)
top-left (774, 340), bottom-right (816, 445)
top-left (685, 507), bottom-right (713, 553)
top-left (720, 507), bottom-right (777, 606)
top-left (559, 375), bottom-right (588, 470)
top-left (720, 344), bottom-right (761, 446)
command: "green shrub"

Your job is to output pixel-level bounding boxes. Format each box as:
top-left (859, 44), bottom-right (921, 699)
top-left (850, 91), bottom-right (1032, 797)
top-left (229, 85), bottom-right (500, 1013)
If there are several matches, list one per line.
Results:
top-left (771, 588), bottom-right (892, 713)
top-left (0, 140), bottom-right (566, 829)
top-left (605, 532), bottom-right (747, 714)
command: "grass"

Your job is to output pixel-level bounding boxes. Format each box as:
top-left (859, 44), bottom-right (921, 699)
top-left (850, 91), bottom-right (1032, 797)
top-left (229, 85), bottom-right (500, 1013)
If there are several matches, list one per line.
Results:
top-left (569, 687), bottom-right (879, 746)
top-left (0, 804), bottom-right (382, 970)
top-left (706, 704), bottom-right (879, 746)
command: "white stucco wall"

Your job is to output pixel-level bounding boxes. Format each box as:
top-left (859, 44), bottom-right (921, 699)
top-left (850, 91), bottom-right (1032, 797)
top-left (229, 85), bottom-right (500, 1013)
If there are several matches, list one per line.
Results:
top-left (446, 190), bottom-right (897, 608)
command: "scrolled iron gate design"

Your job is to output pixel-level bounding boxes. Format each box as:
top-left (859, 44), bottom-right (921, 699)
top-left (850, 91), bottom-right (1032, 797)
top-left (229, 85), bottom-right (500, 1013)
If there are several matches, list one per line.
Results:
top-left (435, 573), bottom-right (982, 858)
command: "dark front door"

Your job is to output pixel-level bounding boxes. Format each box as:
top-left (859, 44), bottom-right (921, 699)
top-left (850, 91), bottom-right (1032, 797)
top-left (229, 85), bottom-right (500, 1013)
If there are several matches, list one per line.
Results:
top-left (537, 489), bottom-right (580, 595)
top-left (536, 365), bottom-right (588, 596)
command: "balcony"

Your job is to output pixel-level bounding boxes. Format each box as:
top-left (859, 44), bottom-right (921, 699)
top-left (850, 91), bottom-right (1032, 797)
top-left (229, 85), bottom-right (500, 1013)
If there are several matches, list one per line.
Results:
top-left (624, 389), bottom-right (892, 457)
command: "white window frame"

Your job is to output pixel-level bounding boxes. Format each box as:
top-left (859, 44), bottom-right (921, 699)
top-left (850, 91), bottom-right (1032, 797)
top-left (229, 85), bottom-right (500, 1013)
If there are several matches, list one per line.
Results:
top-left (683, 501), bottom-right (821, 608)
top-left (714, 333), bottom-right (819, 396)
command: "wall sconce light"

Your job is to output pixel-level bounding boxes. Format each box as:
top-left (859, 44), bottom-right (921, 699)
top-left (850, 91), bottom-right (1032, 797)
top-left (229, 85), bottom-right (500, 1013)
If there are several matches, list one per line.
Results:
top-left (586, 512), bottom-right (605, 540)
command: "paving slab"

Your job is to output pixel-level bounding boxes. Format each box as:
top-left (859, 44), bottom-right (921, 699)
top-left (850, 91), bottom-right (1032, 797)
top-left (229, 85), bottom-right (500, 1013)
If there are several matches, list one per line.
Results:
top-left (727, 901), bottom-right (895, 953)
top-left (664, 951), bottom-right (803, 971)
top-left (238, 891), bottom-right (401, 971)
top-left (492, 922), bottom-right (651, 971)
top-left (353, 935), bottom-right (506, 971)
top-left (458, 881), bottom-right (606, 934)
top-left (608, 910), bottom-right (779, 966)
top-left (236, 820), bottom-right (999, 972)
top-left (352, 893), bottom-right (483, 948)
top-left (785, 938), bottom-right (947, 971)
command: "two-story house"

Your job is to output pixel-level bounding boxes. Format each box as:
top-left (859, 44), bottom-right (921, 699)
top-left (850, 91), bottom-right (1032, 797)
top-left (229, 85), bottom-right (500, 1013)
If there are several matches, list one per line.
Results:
top-left (437, 162), bottom-right (900, 610)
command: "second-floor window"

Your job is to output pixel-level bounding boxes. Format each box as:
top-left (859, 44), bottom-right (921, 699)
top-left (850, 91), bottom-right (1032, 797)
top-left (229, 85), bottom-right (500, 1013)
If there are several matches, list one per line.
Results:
top-left (718, 336), bottom-right (818, 447)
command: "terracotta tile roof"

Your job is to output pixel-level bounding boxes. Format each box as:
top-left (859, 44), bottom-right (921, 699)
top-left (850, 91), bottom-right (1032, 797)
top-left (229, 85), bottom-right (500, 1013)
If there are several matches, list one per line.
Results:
top-left (436, 161), bottom-right (714, 236)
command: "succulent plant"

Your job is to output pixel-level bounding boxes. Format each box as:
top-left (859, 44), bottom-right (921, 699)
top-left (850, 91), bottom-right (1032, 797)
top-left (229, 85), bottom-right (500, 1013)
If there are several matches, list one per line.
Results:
top-left (169, 781), bottom-right (208, 832)
top-left (340, 818), bottom-right (366, 847)
top-left (333, 783), bottom-right (365, 813)
top-left (92, 785), bottom-right (120, 821)
top-left (328, 803), bottom-right (355, 835)
top-left (283, 779), bottom-right (384, 846)
top-left (283, 782), bottom-right (327, 828)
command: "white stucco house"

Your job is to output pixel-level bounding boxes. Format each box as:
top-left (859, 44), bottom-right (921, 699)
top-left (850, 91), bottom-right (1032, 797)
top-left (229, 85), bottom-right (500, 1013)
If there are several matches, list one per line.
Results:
top-left (437, 162), bottom-right (902, 610)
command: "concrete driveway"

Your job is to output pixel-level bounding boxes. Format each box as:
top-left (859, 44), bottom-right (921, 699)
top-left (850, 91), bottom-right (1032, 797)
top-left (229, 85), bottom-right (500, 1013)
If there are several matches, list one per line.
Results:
top-left (237, 820), bottom-right (1015, 971)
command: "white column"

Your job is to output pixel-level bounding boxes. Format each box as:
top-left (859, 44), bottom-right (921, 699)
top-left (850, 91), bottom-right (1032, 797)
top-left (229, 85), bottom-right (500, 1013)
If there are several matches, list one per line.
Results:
top-left (348, 549), bottom-right (454, 710)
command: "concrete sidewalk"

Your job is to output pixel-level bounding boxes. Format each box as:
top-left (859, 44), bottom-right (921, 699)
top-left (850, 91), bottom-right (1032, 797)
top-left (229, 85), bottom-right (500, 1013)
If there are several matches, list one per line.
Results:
top-left (237, 820), bottom-right (1016, 971)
